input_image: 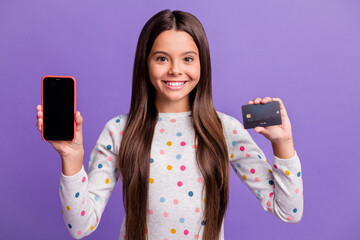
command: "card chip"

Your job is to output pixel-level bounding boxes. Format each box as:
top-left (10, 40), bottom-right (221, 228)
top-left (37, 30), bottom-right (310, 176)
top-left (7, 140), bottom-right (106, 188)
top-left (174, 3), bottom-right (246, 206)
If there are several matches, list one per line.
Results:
top-left (246, 114), bottom-right (251, 118)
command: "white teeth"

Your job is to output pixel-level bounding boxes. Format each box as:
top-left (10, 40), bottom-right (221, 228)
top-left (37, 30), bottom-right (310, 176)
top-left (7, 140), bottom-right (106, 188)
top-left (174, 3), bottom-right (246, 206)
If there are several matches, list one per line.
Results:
top-left (165, 81), bottom-right (186, 86)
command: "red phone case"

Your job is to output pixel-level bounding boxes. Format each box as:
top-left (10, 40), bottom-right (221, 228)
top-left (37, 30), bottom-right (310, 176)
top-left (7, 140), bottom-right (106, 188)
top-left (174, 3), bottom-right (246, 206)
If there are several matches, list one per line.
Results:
top-left (41, 75), bottom-right (77, 142)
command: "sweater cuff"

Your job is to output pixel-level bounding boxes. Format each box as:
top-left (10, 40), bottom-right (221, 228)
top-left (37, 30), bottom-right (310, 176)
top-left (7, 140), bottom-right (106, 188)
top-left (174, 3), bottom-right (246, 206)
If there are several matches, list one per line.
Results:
top-left (273, 150), bottom-right (298, 162)
top-left (60, 164), bottom-right (86, 183)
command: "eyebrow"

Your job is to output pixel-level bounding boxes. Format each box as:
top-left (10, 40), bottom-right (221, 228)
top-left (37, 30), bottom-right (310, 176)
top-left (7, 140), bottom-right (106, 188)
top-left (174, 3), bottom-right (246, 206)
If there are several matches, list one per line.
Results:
top-left (151, 50), bottom-right (198, 56)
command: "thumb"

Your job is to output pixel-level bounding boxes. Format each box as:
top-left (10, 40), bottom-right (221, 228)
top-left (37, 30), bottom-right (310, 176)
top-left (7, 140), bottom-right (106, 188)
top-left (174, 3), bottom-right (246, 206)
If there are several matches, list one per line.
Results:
top-left (254, 126), bottom-right (265, 134)
top-left (255, 126), bottom-right (272, 140)
top-left (75, 111), bottom-right (83, 130)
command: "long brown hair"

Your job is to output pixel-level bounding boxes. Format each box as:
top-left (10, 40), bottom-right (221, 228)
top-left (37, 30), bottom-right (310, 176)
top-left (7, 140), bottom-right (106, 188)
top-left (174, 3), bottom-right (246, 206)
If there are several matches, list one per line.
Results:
top-left (118, 9), bottom-right (229, 240)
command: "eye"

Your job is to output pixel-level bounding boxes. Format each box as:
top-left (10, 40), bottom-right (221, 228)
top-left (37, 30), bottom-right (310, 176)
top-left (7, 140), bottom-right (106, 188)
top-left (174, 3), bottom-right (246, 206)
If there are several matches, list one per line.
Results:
top-left (156, 56), bottom-right (167, 62)
top-left (184, 57), bottom-right (193, 62)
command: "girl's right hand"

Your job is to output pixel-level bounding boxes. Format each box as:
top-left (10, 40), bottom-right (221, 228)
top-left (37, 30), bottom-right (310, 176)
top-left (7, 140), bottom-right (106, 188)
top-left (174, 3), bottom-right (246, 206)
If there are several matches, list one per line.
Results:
top-left (36, 105), bottom-right (84, 158)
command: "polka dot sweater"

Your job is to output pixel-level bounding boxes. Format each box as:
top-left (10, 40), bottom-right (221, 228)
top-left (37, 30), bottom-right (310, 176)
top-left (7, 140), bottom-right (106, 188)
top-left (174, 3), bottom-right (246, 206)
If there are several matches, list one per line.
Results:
top-left (59, 110), bottom-right (303, 239)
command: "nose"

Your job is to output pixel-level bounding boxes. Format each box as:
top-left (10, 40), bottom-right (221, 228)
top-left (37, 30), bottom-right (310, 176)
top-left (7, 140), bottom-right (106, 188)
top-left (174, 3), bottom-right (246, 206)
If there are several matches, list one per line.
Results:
top-left (168, 60), bottom-right (182, 76)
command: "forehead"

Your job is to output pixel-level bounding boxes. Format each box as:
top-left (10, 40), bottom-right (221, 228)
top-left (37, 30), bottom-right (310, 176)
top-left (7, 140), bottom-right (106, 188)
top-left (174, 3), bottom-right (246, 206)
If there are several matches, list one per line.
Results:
top-left (151, 30), bottom-right (198, 53)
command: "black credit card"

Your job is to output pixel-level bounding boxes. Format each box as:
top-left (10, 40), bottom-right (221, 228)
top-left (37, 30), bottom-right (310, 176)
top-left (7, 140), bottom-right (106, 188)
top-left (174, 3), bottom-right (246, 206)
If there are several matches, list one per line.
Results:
top-left (241, 101), bottom-right (282, 129)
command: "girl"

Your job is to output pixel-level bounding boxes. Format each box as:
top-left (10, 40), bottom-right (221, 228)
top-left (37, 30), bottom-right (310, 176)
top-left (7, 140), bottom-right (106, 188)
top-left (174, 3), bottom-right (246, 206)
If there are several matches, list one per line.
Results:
top-left (36, 9), bottom-right (303, 240)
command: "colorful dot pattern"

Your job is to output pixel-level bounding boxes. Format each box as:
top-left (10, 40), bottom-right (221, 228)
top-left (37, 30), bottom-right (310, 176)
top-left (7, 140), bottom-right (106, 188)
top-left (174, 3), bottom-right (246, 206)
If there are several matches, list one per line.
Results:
top-left (59, 116), bottom-right (122, 239)
top-left (59, 111), bottom-right (303, 239)
top-left (227, 115), bottom-right (303, 224)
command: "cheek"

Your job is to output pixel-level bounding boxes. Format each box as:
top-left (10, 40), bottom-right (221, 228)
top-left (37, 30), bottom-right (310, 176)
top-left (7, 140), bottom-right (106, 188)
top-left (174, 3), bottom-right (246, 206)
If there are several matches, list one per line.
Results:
top-left (187, 64), bottom-right (201, 80)
top-left (149, 65), bottom-right (167, 80)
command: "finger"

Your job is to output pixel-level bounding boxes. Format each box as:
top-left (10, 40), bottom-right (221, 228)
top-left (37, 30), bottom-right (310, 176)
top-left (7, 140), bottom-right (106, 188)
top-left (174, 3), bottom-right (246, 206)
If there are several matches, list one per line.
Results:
top-left (248, 100), bottom-right (254, 105)
top-left (272, 97), bottom-right (288, 117)
top-left (272, 97), bottom-right (286, 110)
top-left (253, 98), bottom-right (262, 104)
top-left (261, 97), bottom-right (272, 104)
top-left (37, 118), bottom-right (42, 132)
top-left (37, 110), bottom-right (43, 119)
top-left (272, 97), bottom-right (283, 105)
top-left (36, 105), bottom-right (42, 111)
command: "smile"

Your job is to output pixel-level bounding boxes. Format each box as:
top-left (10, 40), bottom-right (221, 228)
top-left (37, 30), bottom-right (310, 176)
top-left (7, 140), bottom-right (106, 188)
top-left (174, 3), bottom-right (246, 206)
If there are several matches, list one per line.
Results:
top-left (162, 80), bottom-right (188, 90)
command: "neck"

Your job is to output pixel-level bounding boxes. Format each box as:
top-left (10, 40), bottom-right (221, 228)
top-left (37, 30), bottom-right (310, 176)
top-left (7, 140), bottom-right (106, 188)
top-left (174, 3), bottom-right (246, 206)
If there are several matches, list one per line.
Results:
top-left (155, 96), bottom-right (191, 113)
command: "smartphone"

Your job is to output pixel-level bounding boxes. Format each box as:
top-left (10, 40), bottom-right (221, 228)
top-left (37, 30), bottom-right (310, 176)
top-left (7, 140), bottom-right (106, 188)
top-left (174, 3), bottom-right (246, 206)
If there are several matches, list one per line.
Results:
top-left (241, 101), bottom-right (282, 129)
top-left (41, 75), bottom-right (76, 141)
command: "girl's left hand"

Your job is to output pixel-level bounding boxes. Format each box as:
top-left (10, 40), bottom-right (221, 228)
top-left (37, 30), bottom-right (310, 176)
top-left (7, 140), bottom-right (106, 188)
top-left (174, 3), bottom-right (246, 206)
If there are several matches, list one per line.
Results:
top-left (248, 97), bottom-right (293, 144)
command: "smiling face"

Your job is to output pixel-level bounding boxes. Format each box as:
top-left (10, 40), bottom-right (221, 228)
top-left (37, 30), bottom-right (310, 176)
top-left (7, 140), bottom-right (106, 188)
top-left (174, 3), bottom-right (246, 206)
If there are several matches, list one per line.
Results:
top-left (147, 29), bottom-right (201, 113)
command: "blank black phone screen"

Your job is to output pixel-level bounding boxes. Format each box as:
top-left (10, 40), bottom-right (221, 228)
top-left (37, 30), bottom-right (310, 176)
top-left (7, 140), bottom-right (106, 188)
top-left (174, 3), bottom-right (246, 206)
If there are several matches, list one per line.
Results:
top-left (43, 77), bottom-right (75, 141)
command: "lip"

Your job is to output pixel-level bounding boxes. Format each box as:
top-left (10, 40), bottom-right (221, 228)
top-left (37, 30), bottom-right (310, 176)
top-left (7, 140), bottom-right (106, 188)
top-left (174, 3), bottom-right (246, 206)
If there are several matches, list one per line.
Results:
top-left (162, 80), bottom-right (188, 90)
top-left (162, 80), bottom-right (188, 82)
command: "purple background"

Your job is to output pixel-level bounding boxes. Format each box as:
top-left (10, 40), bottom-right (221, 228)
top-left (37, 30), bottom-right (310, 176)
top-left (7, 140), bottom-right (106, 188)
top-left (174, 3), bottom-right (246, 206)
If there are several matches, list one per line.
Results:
top-left (1, 0), bottom-right (359, 239)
